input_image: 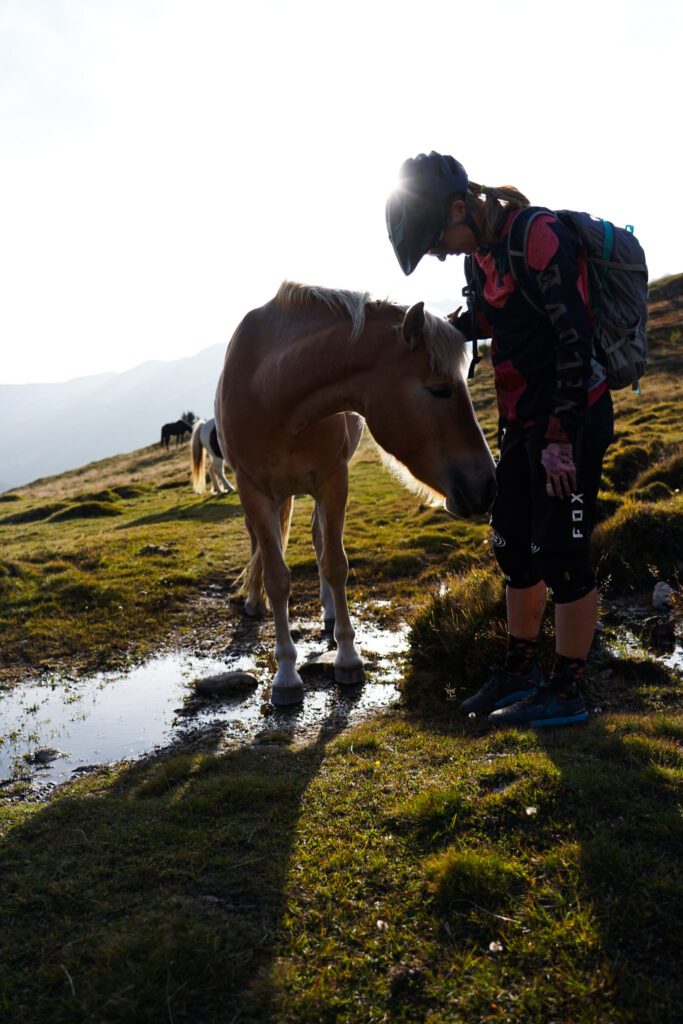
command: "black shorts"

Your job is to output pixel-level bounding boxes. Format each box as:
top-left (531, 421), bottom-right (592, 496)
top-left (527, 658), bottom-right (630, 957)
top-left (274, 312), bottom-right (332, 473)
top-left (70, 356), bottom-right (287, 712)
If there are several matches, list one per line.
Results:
top-left (491, 391), bottom-right (614, 562)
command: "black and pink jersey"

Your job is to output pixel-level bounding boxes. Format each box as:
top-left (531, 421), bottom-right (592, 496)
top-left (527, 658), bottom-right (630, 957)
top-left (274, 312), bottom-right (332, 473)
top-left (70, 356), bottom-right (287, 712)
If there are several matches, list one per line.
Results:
top-left (456, 208), bottom-right (607, 445)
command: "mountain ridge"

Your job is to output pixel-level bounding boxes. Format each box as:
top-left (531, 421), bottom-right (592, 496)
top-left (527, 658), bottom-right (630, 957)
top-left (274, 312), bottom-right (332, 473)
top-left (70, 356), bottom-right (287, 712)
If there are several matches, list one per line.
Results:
top-left (1, 344), bottom-right (226, 491)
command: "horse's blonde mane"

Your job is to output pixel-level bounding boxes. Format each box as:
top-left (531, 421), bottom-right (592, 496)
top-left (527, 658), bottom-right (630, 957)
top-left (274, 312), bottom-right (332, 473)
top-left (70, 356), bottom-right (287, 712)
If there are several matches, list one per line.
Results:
top-left (420, 308), bottom-right (469, 381)
top-left (275, 281), bottom-right (370, 344)
top-left (375, 445), bottom-right (446, 508)
top-left (275, 281), bottom-right (469, 380)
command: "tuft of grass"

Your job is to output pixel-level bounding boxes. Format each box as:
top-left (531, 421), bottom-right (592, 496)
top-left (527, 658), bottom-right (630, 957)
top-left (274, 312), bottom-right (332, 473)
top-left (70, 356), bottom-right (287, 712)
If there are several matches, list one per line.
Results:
top-left (593, 497), bottom-right (683, 591)
top-left (595, 490), bottom-right (623, 522)
top-left (72, 488), bottom-right (122, 504)
top-left (602, 442), bottom-right (655, 490)
top-left (49, 500), bottom-right (124, 522)
top-left (637, 451), bottom-right (683, 490)
top-left (1, 501), bottom-right (68, 524)
top-left (426, 846), bottom-right (527, 907)
top-left (633, 480), bottom-right (673, 502)
top-left (111, 483), bottom-right (152, 499)
top-left (403, 567), bottom-right (508, 708)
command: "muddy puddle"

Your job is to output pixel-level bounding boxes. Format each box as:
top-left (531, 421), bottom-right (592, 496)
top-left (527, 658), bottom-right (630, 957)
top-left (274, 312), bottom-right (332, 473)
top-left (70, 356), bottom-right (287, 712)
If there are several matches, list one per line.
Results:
top-left (2, 599), bottom-right (679, 798)
top-left (0, 610), bottom-right (409, 793)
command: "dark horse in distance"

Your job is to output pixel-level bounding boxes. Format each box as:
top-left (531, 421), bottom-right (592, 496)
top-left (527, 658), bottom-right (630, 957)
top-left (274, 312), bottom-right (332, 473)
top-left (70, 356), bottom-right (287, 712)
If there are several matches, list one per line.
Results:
top-left (160, 419), bottom-right (192, 449)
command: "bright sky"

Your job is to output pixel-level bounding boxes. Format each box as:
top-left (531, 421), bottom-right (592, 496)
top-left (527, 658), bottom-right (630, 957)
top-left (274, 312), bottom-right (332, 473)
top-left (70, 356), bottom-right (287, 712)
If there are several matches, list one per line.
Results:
top-left (1, 0), bottom-right (680, 384)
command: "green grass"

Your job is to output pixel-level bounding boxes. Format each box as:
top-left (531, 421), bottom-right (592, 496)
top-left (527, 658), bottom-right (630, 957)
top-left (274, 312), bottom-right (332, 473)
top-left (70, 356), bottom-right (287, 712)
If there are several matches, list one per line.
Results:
top-left (0, 432), bottom-right (492, 679)
top-left (0, 713), bottom-right (679, 1023)
top-left (0, 279), bottom-right (681, 1022)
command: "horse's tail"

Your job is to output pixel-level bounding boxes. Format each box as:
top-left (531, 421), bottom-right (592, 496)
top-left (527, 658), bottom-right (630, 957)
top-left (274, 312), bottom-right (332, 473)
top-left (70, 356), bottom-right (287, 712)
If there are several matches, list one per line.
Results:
top-left (279, 495), bottom-right (294, 556)
top-left (190, 420), bottom-right (206, 493)
top-left (239, 496), bottom-right (294, 609)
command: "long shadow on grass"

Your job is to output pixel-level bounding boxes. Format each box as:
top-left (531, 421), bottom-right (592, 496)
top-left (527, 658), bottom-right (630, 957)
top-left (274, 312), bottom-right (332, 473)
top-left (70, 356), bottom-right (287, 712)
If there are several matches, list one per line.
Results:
top-left (0, 699), bottom-right (356, 1024)
top-left (120, 496), bottom-right (244, 528)
top-left (398, 690), bottom-right (681, 1023)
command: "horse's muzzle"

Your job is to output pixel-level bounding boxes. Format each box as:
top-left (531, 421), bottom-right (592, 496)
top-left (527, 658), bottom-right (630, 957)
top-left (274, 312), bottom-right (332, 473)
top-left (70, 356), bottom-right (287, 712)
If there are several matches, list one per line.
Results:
top-left (444, 472), bottom-right (496, 519)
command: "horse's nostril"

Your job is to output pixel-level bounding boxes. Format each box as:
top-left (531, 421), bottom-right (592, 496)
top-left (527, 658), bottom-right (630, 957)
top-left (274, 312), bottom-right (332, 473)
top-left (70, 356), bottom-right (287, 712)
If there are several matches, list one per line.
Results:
top-left (449, 467), bottom-right (497, 517)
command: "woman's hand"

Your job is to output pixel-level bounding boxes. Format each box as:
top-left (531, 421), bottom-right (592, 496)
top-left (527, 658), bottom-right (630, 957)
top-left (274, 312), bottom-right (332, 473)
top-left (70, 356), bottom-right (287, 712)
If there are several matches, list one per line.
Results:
top-left (541, 442), bottom-right (576, 499)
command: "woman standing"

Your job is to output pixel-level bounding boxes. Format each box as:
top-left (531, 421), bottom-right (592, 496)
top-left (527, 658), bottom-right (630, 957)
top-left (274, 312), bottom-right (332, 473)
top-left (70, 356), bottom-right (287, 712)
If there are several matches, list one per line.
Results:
top-left (386, 152), bottom-right (614, 727)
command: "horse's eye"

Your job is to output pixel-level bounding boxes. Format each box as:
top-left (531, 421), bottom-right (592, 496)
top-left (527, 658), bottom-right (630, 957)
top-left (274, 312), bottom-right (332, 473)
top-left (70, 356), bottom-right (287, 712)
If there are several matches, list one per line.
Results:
top-left (427, 384), bottom-right (452, 400)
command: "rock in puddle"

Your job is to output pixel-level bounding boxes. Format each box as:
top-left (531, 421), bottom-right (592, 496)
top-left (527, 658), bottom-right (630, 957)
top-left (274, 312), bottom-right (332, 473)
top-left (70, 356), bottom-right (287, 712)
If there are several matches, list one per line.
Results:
top-left (298, 649), bottom-right (373, 679)
top-left (193, 671), bottom-right (259, 697)
top-left (30, 748), bottom-right (65, 765)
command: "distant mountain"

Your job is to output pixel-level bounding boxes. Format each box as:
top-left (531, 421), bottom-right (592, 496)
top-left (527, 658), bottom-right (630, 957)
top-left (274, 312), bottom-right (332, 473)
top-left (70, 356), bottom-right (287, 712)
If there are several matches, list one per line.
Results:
top-left (0, 344), bottom-right (226, 492)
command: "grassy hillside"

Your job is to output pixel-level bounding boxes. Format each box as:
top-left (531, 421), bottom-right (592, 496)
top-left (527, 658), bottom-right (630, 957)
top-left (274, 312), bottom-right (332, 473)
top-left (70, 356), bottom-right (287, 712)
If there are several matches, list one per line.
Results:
top-left (0, 427), bottom-right (494, 682)
top-left (0, 276), bottom-right (680, 1024)
top-left (1, 277), bottom-right (680, 683)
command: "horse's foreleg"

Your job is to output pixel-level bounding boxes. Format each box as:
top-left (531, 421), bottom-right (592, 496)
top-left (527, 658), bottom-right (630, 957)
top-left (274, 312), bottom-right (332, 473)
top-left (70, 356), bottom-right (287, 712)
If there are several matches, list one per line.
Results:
top-left (318, 470), bottom-right (364, 686)
top-left (249, 493), bottom-right (301, 704)
top-left (242, 492), bottom-right (303, 706)
top-left (311, 503), bottom-right (335, 632)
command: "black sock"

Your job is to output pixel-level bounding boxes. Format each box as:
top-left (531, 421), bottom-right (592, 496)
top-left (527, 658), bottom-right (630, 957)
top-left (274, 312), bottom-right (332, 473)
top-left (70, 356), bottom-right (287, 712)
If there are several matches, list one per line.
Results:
top-left (550, 654), bottom-right (585, 697)
top-left (504, 635), bottom-right (538, 676)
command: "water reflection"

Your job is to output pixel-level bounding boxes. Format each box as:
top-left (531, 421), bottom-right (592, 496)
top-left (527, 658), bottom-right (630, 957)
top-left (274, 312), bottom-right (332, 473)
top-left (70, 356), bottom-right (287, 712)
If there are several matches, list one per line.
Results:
top-left (0, 616), bottom-right (409, 789)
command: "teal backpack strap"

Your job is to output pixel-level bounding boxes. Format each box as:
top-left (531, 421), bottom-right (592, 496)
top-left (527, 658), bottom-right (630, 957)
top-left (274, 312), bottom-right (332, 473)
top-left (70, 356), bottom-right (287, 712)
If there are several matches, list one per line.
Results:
top-left (598, 219), bottom-right (614, 296)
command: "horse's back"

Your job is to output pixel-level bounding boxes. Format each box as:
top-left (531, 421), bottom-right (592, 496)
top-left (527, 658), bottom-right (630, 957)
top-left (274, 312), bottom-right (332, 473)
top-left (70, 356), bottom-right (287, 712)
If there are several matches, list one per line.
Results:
top-left (221, 301), bottom-right (281, 377)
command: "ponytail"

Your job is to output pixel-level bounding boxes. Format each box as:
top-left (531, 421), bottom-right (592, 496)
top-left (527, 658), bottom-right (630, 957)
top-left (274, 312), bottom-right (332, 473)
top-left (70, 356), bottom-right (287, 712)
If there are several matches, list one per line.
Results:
top-left (466, 182), bottom-right (530, 247)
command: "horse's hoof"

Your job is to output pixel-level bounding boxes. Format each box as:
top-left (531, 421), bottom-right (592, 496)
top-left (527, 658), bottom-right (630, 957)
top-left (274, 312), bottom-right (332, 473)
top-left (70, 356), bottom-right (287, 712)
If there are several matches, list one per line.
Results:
top-left (334, 664), bottom-right (365, 686)
top-left (244, 601), bottom-right (267, 619)
top-left (271, 683), bottom-right (304, 706)
top-left (323, 617), bottom-right (335, 634)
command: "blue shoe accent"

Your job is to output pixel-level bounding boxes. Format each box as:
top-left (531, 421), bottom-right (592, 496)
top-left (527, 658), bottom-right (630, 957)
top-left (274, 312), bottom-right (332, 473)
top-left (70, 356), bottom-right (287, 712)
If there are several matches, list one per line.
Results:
top-left (493, 687), bottom-right (538, 709)
top-left (460, 663), bottom-right (544, 716)
top-left (488, 687), bottom-right (588, 728)
top-left (531, 707), bottom-right (589, 727)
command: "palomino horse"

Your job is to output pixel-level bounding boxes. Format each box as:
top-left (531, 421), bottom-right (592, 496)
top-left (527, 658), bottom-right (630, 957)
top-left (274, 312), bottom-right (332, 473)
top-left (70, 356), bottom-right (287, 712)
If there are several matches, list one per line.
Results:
top-left (190, 417), bottom-right (235, 495)
top-left (161, 419), bottom-right (192, 448)
top-left (215, 282), bottom-right (496, 706)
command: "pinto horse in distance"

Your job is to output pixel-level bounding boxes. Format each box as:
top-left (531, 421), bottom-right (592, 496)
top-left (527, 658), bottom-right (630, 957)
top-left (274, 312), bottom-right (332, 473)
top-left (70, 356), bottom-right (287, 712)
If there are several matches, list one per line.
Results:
top-left (190, 417), bottom-right (235, 494)
top-left (160, 419), bottom-right (192, 449)
top-left (215, 281), bottom-right (496, 707)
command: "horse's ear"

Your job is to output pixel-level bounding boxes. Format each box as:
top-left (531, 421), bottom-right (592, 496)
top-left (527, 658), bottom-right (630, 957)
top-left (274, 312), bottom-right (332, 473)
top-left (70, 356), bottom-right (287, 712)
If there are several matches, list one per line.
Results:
top-left (401, 301), bottom-right (425, 348)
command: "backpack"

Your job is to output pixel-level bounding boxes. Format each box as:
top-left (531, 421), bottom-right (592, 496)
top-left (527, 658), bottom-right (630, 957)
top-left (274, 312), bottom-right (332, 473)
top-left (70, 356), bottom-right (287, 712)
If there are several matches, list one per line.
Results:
top-left (507, 207), bottom-right (649, 392)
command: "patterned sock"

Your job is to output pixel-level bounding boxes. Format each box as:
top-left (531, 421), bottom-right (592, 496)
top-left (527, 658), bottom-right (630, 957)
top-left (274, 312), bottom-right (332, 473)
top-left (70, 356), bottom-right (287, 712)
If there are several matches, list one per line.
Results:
top-left (550, 653), bottom-right (585, 697)
top-left (504, 635), bottom-right (538, 676)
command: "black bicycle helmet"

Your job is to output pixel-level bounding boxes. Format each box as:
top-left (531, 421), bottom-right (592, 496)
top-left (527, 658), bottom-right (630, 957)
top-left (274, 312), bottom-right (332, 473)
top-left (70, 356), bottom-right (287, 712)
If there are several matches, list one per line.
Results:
top-left (386, 152), bottom-right (469, 275)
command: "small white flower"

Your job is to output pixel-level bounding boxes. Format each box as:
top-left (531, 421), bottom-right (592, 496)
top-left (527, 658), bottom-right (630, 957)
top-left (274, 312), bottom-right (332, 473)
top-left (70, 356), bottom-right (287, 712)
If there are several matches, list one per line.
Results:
top-left (525, 806), bottom-right (537, 816)
top-left (489, 940), bottom-right (503, 953)
top-left (376, 919), bottom-right (389, 931)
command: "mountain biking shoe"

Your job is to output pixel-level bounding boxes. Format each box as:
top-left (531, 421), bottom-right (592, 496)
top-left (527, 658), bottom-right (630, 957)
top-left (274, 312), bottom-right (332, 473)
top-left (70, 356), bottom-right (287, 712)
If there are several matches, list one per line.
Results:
top-left (488, 686), bottom-right (588, 727)
top-left (460, 662), bottom-right (544, 716)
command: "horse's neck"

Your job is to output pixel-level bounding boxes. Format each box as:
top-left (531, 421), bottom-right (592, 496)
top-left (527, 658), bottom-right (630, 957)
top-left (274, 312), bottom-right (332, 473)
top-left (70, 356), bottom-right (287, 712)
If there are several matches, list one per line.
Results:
top-left (278, 316), bottom-right (392, 431)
